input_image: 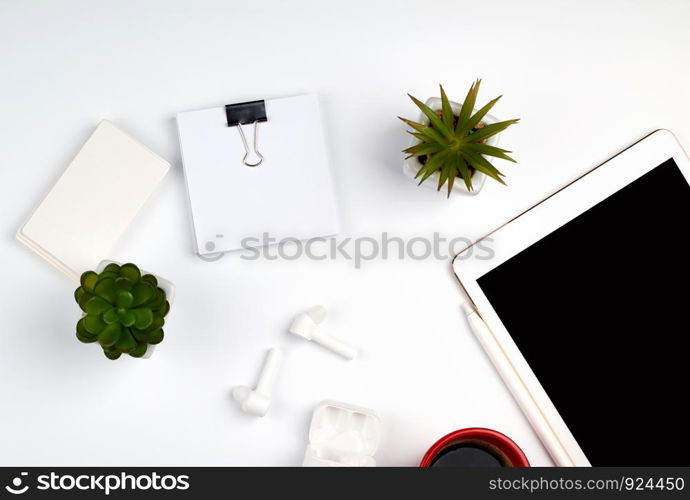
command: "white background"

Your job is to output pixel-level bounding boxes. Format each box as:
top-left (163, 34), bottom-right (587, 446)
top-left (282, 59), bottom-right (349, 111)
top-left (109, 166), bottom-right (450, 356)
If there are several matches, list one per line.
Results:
top-left (1, 0), bottom-right (689, 466)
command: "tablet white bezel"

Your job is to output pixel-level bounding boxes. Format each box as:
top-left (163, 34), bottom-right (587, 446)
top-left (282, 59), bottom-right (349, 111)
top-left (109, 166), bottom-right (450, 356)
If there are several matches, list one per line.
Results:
top-left (452, 129), bottom-right (690, 466)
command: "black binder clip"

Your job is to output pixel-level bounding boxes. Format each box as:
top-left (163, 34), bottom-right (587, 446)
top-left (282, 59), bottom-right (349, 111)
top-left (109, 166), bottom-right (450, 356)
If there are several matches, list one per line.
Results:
top-left (225, 100), bottom-right (267, 167)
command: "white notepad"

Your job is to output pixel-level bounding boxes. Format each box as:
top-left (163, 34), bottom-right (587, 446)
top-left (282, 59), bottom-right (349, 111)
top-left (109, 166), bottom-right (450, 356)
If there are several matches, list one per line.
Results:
top-left (17, 121), bottom-right (170, 283)
top-left (176, 94), bottom-right (340, 255)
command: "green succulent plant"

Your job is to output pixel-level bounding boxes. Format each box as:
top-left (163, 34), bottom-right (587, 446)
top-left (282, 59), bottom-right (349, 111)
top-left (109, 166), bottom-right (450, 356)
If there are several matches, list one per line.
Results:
top-left (399, 80), bottom-right (519, 196)
top-left (74, 263), bottom-right (170, 360)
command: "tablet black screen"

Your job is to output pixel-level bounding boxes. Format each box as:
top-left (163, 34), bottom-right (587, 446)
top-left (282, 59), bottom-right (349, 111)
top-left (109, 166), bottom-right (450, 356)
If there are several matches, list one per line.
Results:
top-left (477, 158), bottom-right (689, 466)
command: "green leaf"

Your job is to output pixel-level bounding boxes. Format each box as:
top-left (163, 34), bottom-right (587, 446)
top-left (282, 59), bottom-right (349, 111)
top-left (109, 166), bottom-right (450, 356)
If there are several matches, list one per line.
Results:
top-left (115, 327), bottom-right (137, 352)
top-left (456, 79), bottom-right (481, 135)
top-left (416, 165), bottom-right (440, 185)
top-left (74, 287), bottom-right (85, 304)
top-left (462, 149), bottom-right (505, 177)
top-left (119, 263), bottom-right (141, 284)
top-left (415, 150), bottom-right (450, 185)
top-left (398, 117), bottom-right (446, 144)
top-left (103, 308), bottom-right (119, 325)
top-left (98, 271), bottom-right (119, 281)
top-left (446, 170), bottom-right (456, 197)
top-left (464, 143), bottom-right (517, 163)
top-left (132, 282), bottom-right (156, 307)
top-left (80, 271), bottom-right (98, 293)
top-left (132, 308), bottom-right (153, 330)
top-left (76, 317), bottom-right (89, 335)
top-left (77, 330), bottom-right (98, 343)
top-left (398, 116), bottom-right (425, 131)
top-left (103, 263), bottom-right (121, 273)
top-left (466, 119), bottom-right (519, 143)
top-left (460, 150), bottom-right (506, 185)
top-left (147, 289), bottom-right (166, 309)
top-left (130, 327), bottom-right (146, 343)
top-left (118, 310), bottom-right (136, 327)
top-left (458, 95), bottom-right (501, 136)
top-left (103, 348), bottom-right (122, 360)
top-left (144, 316), bottom-right (164, 333)
top-left (130, 342), bottom-right (148, 358)
top-left (117, 291), bottom-right (134, 309)
top-left (157, 301), bottom-right (170, 318)
top-left (147, 329), bottom-right (164, 345)
top-left (98, 323), bottom-right (122, 347)
top-left (446, 154), bottom-right (459, 197)
top-left (415, 164), bottom-right (438, 184)
top-left (94, 278), bottom-right (117, 304)
top-left (115, 277), bottom-right (133, 292)
top-left (83, 314), bottom-right (106, 335)
top-left (439, 85), bottom-right (454, 128)
top-left (407, 94), bottom-right (454, 140)
top-left (406, 131), bottom-right (428, 143)
top-left (403, 142), bottom-right (445, 158)
top-left (84, 296), bottom-right (112, 315)
top-left (457, 156), bottom-right (473, 190)
top-left (437, 161), bottom-right (451, 191)
top-left (78, 292), bottom-right (95, 312)
top-left (412, 161), bottom-right (427, 179)
top-left (76, 318), bottom-right (98, 343)
top-left (134, 328), bottom-right (163, 344)
top-left (131, 318), bottom-right (164, 344)
top-left (141, 274), bottom-right (158, 287)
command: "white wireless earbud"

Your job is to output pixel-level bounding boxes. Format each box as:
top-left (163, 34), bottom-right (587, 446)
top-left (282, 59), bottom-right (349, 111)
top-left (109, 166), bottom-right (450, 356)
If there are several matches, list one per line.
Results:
top-left (232, 347), bottom-right (283, 417)
top-left (289, 306), bottom-right (358, 360)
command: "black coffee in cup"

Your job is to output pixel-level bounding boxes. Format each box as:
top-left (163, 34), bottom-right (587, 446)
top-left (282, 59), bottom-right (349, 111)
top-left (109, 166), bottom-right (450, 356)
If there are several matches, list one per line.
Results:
top-left (430, 439), bottom-right (511, 467)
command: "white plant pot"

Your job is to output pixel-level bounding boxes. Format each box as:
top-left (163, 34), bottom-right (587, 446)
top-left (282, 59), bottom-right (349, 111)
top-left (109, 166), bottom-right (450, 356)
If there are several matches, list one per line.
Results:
top-left (402, 96), bottom-right (502, 196)
top-left (95, 260), bottom-right (175, 359)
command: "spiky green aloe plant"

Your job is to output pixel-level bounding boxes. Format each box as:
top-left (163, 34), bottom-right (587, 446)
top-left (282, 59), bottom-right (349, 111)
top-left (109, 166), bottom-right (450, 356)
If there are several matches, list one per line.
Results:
top-left (74, 263), bottom-right (170, 360)
top-left (399, 80), bottom-right (519, 196)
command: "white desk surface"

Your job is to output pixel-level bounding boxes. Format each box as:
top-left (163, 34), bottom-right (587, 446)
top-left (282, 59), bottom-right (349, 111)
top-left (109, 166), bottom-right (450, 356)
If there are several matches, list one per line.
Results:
top-left (2, 0), bottom-right (689, 466)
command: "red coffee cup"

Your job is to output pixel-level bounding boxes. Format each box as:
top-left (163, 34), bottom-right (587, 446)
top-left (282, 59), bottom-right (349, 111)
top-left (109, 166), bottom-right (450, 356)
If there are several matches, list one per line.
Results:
top-left (420, 427), bottom-right (530, 467)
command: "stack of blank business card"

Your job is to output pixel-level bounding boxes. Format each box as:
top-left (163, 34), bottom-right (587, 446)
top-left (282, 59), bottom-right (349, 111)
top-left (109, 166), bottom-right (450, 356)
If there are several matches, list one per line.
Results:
top-left (16, 121), bottom-right (170, 283)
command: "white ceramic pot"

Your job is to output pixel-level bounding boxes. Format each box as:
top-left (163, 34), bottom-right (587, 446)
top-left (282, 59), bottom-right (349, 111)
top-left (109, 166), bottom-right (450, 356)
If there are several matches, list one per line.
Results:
top-left (402, 96), bottom-right (502, 196)
top-left (95, 260), bottom-right (175, 359)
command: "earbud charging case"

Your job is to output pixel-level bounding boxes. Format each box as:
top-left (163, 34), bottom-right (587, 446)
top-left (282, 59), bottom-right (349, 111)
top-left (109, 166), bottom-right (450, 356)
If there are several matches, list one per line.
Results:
top-left (303, 400), bottom-right (381, 467)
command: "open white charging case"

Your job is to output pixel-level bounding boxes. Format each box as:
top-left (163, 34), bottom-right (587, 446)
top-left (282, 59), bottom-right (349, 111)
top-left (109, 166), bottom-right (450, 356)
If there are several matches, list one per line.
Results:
top-left (303, 400), bottom-right (382, 467)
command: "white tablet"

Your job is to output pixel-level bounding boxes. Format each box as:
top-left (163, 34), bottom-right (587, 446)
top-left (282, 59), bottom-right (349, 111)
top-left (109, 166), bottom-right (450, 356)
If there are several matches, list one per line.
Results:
top-left (453, 129), bottom-right (690, 466)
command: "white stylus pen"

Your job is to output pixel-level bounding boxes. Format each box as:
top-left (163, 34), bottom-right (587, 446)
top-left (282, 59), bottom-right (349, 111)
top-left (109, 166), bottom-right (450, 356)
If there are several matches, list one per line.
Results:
top-left (461, 300), bottom-right (574, 466)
